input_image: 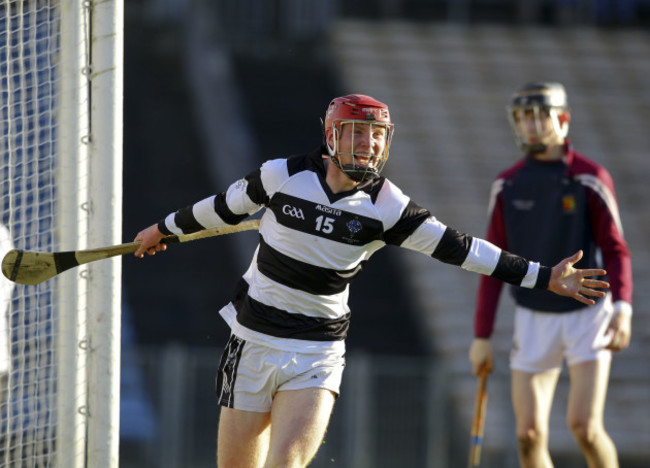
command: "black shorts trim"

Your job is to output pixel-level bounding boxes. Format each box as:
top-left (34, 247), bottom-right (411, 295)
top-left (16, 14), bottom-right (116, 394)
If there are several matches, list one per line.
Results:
top-left (215, 334), bottom-right (245, 408)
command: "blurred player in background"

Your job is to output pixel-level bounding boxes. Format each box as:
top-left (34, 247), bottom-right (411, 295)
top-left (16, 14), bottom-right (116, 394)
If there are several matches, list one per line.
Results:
top-left (135, 94), bottom-right (609, 467)
top-left (469, 82), bottom-right (633, 468)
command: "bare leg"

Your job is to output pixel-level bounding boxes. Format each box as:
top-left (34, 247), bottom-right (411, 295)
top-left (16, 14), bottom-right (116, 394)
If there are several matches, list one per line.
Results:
top-left (511, 369), bottom-right (560, 468)
top-left (217, 407), bottom-right (271, 468)
top-left (567, 359), bottom-right (618, 468)
top-left (265, 388), bottom-right (336, 468)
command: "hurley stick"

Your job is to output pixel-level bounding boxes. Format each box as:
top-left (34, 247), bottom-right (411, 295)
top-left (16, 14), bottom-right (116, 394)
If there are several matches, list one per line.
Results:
top-left (2, 219), bottom-right (260, 285)
top-left (468, 366), bottom-right (489, 467)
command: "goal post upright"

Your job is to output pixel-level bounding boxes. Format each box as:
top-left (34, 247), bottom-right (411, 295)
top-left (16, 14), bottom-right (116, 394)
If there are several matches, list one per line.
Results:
top-left (86, 0), bottom-right (124, 467)
top-left (3, 1), bottom-right (124, 465)
top-left (55, 1), bottom-right (91, 467)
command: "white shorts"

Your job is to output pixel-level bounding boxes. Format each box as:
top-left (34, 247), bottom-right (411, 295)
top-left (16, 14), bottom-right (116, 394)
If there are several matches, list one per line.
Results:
top-left (510, 294), bottom-right (614, 373)
top-left (215, 333), bottom-right (345, 412)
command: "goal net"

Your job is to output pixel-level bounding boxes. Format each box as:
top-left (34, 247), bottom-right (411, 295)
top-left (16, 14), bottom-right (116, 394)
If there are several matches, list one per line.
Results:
top-left (2, 2), bottom-right (61, 465)
top-left (1, 1), bottom-right (123, 466)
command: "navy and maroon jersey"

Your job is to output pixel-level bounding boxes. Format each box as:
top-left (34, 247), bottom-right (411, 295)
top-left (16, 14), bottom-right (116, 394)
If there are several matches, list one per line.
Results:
top-left (475, 142), bottom-right (632, 338)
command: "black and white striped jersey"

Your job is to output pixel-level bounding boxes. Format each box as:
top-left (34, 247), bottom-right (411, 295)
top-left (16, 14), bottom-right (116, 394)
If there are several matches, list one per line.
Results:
top-left (158, 147), bottom-right (551, 354)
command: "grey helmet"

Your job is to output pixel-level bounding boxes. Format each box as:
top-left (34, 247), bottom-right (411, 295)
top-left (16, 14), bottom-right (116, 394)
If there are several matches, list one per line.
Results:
top-left (507, 82), bottom-right (570, 153)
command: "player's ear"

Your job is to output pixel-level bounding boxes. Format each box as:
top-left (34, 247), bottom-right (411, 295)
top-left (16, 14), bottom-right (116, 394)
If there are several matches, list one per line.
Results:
top-left (321, 118), bottom-right (330, 145)
top-left (324, 127), bottom-right (337, 151)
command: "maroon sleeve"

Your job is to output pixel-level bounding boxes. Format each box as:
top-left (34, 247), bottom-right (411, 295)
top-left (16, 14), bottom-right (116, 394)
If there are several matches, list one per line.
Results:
top-left (587, 168), bottom-right (633, 305)
top-left (474, 190), bottom-right (507, 338)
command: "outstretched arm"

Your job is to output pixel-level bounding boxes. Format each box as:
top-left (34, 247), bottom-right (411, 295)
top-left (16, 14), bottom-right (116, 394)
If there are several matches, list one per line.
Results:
top-left (132, 165), bottom-right (268, 259)
top-left (548, 250), bottom-right (608, 305)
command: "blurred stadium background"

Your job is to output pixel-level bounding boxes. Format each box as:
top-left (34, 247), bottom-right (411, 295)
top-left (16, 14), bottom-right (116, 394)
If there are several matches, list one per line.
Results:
top-left (116, 1), bottom-right (650, 467)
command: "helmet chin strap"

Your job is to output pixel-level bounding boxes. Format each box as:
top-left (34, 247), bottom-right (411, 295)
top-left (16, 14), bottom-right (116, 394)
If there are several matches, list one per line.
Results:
top-left (522, 142), bottom-right (548, 154)
top-left (329, 155), bottom-right (378, 182)
top-left (339, 162), bottom-right (378, 182)
top-left (522, 135), bottom-right (569, 156)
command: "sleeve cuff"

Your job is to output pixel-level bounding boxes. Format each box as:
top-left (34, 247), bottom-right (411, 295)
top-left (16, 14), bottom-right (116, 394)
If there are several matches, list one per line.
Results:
top-left (157, 220), bottom-right (173, 236)
top-left (614, 300), bottom-right (632, 317)
top-left (533, 265), bottom-right (552, 290)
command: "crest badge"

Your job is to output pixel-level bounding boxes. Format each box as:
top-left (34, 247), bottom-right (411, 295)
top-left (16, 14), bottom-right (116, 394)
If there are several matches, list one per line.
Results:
top-left (346, 219), bottom-right (362, 234)
top-left (562, 194), bottom-right (576, 213)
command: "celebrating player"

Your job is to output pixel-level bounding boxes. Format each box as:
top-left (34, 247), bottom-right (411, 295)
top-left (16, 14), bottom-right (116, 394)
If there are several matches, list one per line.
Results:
top-left (469, 83), bottom-right (632, 468)
top-left (135, 94), bottom-right (609, 467)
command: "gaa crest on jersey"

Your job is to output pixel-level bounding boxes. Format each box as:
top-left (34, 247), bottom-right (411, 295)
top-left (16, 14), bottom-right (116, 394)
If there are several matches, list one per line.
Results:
top-left (282, 204), bottom-right (306, 220)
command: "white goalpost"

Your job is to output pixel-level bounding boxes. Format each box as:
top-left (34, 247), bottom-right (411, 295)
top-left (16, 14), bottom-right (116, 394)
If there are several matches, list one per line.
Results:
top-left (1, 1), bottom-right (123, 467)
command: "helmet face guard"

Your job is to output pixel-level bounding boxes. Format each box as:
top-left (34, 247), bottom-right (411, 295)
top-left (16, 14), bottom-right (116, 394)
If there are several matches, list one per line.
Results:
top-left (507, 82), bottom-right (569, 154)
top-left (324, 94), bottom-right (394, 183)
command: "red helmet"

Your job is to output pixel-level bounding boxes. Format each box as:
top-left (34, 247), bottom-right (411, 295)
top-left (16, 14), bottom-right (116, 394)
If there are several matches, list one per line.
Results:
top-left (323, 94), bottom-right (394, 182)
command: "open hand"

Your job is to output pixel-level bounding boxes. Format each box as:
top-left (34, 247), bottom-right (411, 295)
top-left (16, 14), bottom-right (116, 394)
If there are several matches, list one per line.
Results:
top-left (548, 250), bottom-right (609, 305)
